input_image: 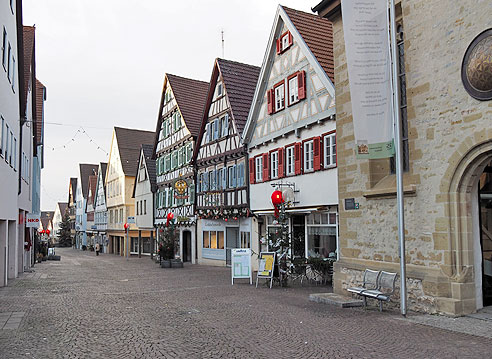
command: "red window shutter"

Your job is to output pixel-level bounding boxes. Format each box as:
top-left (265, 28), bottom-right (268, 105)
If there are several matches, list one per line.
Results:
top-left (249, 158), bottom-right (255, 184)
top-left (278, 147), bottom-right (285, 178)
top-left (294, 143), bottom-right (302, 175)
top-left (262, 153), bottom-right (270, 181)
top-left (276, 39), bottom-right (281, 54)
top-left (298, 71), bottom-right (306, 100)
top-left (267, 89), bottom-right (274, 115)
top-left (288, 32), bottom-right (293, 46)
top-left (313, 137), bottom-right (321, 171)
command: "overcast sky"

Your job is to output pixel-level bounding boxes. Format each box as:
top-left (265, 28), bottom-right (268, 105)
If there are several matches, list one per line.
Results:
top-left (23, 0), bottom-right (315, 211)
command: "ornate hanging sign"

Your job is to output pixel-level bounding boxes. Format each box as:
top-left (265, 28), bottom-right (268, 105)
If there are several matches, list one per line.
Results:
top-left (173, 178), bottom-right (189, 200)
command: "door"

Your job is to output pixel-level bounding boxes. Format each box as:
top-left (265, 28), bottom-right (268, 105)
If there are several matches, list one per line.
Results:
top-left (479, 164), bottom-right (492, 307)
top-left (226, 227), bottom-right (239, 266)
top-left (182, 231), bottom-right (192, 262)
top-left (292, 215), bottom-right (305, 258)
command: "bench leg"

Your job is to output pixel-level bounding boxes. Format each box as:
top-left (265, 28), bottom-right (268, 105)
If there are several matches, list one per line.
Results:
top-left (379, 300), bottom-right (383, 312)
top-left (363, 296), bottom-right (367, 309)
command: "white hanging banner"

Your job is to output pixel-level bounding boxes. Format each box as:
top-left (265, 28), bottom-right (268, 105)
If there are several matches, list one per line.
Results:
top-left (341, 0), bottom-right (395, 159)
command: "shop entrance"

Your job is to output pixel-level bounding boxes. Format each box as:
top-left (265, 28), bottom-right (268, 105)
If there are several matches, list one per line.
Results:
top-left (479, 162), bottom-right (492, 307)
top-left (182, 231), bottom-right (192, 262)
top-left (292, 215), bottom-right (305, 258)
top-left (225, 227), bottom-right (239, 266)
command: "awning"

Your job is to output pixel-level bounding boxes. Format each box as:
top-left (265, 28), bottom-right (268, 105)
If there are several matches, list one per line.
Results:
top-left (254, 207), bottom-right (320, 215)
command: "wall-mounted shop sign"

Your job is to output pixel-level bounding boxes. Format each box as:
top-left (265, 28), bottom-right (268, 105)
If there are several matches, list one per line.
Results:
top-left (344, 198), bottom-right (359, 210)
top-left (174, 178), bottom-right (190, 199)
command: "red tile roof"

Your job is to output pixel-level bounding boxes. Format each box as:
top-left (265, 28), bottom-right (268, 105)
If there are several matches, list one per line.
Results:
top-left (79, 164), bottom-right (99, 199)
top-left (22, 26), bottom-right (35, 106)
top-left (217, 59), bottom-right (260, 136)
top-left (282, 6), bottom-right (334, 83)
top-left (166, 74), bottom-right (209, 137)
top-left (35, 79), bottom-right (46, 144)
top-left (58, 202), bottom-right (68, 216)
top-left (114, 127), bottom-right (155, 176)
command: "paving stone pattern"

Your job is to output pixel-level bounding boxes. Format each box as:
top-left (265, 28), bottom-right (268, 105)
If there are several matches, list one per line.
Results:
top-left (0, 248), bottom-right (491, 358)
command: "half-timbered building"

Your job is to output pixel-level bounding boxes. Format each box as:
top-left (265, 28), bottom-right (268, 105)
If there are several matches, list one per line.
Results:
top-left (93, 162), bottom-right (108, 253)
top-left (194, 58), bottom-right (260, 266)
top-left (242, 6), bottom-right (338, 260)
top-left (153, 74), bottom-right (208, 263)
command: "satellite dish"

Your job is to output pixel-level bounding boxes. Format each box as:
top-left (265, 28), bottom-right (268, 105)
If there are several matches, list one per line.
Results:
top-left (281, 188), bottom-right (295, 205)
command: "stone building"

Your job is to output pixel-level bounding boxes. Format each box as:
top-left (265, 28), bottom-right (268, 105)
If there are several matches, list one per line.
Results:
top-left (313, 0), bottom-right (492, 315)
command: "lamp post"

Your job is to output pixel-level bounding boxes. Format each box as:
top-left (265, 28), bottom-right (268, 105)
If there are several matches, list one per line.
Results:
top-left (124, 222), bottom-right (129, 260)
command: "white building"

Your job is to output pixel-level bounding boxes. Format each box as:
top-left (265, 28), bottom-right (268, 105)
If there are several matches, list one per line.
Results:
top-left (242, 6), bottom-right (338, 259)
top-left (194, 59), bottom-right (260, 267)
top-left (93, 162), bottom-right (108, 252)
top-left (132, 144), bottom-right (156, 256)
top-left (75, 164), bottom-right (98, 249)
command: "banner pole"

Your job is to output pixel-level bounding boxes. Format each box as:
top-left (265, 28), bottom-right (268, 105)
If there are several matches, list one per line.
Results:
top-left (389, 0), bottom-right (407, 316)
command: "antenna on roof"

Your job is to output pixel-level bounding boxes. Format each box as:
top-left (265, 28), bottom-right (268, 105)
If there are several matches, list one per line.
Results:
top-left (221, 29), bottom-right (225, 58)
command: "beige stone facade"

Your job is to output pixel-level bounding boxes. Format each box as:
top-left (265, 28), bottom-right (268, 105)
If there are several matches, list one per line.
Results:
top-left (317, 0), bottom-right (492, 315)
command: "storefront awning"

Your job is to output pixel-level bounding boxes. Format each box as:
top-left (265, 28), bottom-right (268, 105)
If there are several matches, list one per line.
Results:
top-left (254, 207), bottom-right (321, 215)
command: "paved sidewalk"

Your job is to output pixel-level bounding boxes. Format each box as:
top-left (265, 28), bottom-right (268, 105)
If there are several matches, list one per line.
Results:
top-left (0, 248), bottom-right (491, 358)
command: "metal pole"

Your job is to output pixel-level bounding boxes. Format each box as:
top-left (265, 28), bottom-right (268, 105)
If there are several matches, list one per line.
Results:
top-left (126, 228), bottom-right (129, 261)
top-left (389, 0), bottom-right (407, 316)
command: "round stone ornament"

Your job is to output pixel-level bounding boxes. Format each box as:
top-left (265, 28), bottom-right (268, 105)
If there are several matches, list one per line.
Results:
top-left (461, 28), bottom-right (492, 101)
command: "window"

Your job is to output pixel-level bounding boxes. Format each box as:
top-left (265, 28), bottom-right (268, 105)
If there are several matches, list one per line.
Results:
top-left (144, 200), bottom-right (147, 215)
top-left (0, 116), bottom-right (4, 156)
top-left (13, 137), bottom-right (16, 170)
top-left (136, 201), bottom-right (139, 215)
top-left (228, 165), bottom-right (236, 188)
top-left (213, 119), bottom-right (219, 140)
top-left (274, 83), bottom-right (285, 111)
top-left (288, 76), bottom-right (298, 104)
top-left (221, 168), bottom-right (227, 190)
top-left (8, 130), bottom-right (12, 165)
top-left (286, 146), bottom-right (295, 175)
top-left (217, 83), bottom-right (223, 97)
top-left (7, 43), bottom-right (11, 82)
top-left (209, 170), bottom-right (216, 191)
top-left (2, 28), bottom-right (6, 70)
top-left (165, 154), bottom-right (171, 172)
top-left (11, 56), bottom-right (15, 89)
top-left (324, 133), bottom-right (337, 168)
top-left (255, 156), bottom-right (263, 182)
top-left (306, 212), bottom-right (337, 259)
top-left (217, 167), bottom-right (223, 190)
top-left (236, 163), bottom-right (245, 187)
top-left (119, 209), bottom-right (123, 223)
top-left (270, 151), bottom-right (278, 179)
top-left (186, 142), bottom-right (193, 163)
top-left (282, 33), bottom-right (290, 50)
top-left (221, 114), bottom-right (229, 137)
top-left (204, 123), bottom-right (210, 143)
top-left (171, 150), bottom-right (178, 169)
top-left (202, 230), bottom-right (225, 250)
top-left (304, 140), bottom-right (314, 172)
top-left (276, 31), bottom-right (293, 54)
top-left (178, 147), bottom-right (183, 167)
top-left (390, 24), bottom-right (409, 173)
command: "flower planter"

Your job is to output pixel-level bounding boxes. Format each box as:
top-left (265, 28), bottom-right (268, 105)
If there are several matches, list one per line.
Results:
top-left (53, 255), bottom-right (61, 261)
top-left (160, 260), bottom-right (171, 268)
top-left (171, 259), bottom-right (183, 268)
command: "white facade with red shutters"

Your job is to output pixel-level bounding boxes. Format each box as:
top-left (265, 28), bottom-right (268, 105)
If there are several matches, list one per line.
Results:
top-left (242, 5), bottom-right (338, 260)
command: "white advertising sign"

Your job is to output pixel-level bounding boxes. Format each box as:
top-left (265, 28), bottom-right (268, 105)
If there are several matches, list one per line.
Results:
top-left (341, 0), bottom-right (395, 159)
top-left (26, 213), bottom-right (40, 228)
top-left (127, 216), bottom-right (135, 224)
top-left (231, 248), bottom-right (252, 285)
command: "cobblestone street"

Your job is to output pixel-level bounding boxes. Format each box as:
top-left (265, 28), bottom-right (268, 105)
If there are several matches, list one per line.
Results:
top-left (1, 248), bottom-right (491, 358)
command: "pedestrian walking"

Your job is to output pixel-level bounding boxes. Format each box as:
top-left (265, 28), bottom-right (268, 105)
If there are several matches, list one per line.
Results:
top-left (95, 243), bottom-right (100, 256)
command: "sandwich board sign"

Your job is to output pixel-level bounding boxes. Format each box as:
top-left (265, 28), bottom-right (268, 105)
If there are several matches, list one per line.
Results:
top-left (256, 252), bottom-right (276, 289)
top-left (231, 248), bottom-right (252, 285)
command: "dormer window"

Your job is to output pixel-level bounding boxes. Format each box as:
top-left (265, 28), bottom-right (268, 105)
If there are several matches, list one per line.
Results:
top-left (276, 31), bottom-right (293, 54)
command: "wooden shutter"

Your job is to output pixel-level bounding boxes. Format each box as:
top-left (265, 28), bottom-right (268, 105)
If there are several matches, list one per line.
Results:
top-left (276, 38), bottom-right (281, 54)
top-left (267, 89), bottom-right (274, 115)
top-left (288, 32), bottom-right (293, 46)
top-left (249, 158), bottom-right (255, 184)
top-left (298, 71), bottom-right (306, 100)
top-left (262, 153), bottom-right (270, 181)
top-left (313, 137), bottom-right (321, 171)
top-left (294, 143), bottom-right (302, 175)
top-left (278, 147), bottom-right (285, 178)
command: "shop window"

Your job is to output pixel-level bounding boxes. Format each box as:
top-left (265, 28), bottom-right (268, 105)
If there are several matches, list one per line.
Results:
top-left (203, 230), bottom-right (224, 249)
top-left (306, 212), bottom-right (337, 259)
top-left (203, 231), bottom-right (210, 248)
top-left (240, 232), bottom-right (250, 248)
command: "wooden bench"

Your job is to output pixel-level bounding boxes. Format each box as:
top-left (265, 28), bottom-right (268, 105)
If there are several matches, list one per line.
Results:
top-left (347, 269), bottom-right (397, 312)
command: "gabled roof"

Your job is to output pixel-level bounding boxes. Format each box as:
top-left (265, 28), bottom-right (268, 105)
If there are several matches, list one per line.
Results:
top-left (57, 202), bottom-right (68, 216)
top-left (114, 127), bottom-right (155, 176)
top-left (217, 58), bottom-right (260, 135)
top-left (132, 144), bottom-right (157, 198)
top-left (79, 164), bottom-right (99, 199)
top-left (99, 162), bottom-right (108, 187)
top-left (167, 74), bottom-right (209, 137)
top-left (242, 5), bottom-right (335, 144)
top-left (35, 79), bottom-right (46, 145)
top-left (93, 162), bottom-right (108, 209)
top-left (282, 6), bottom-right (334, 82)
top-left (193, 58), bottom-right (260, 160)
top-left (85, 175), bottom-right (98, 211)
